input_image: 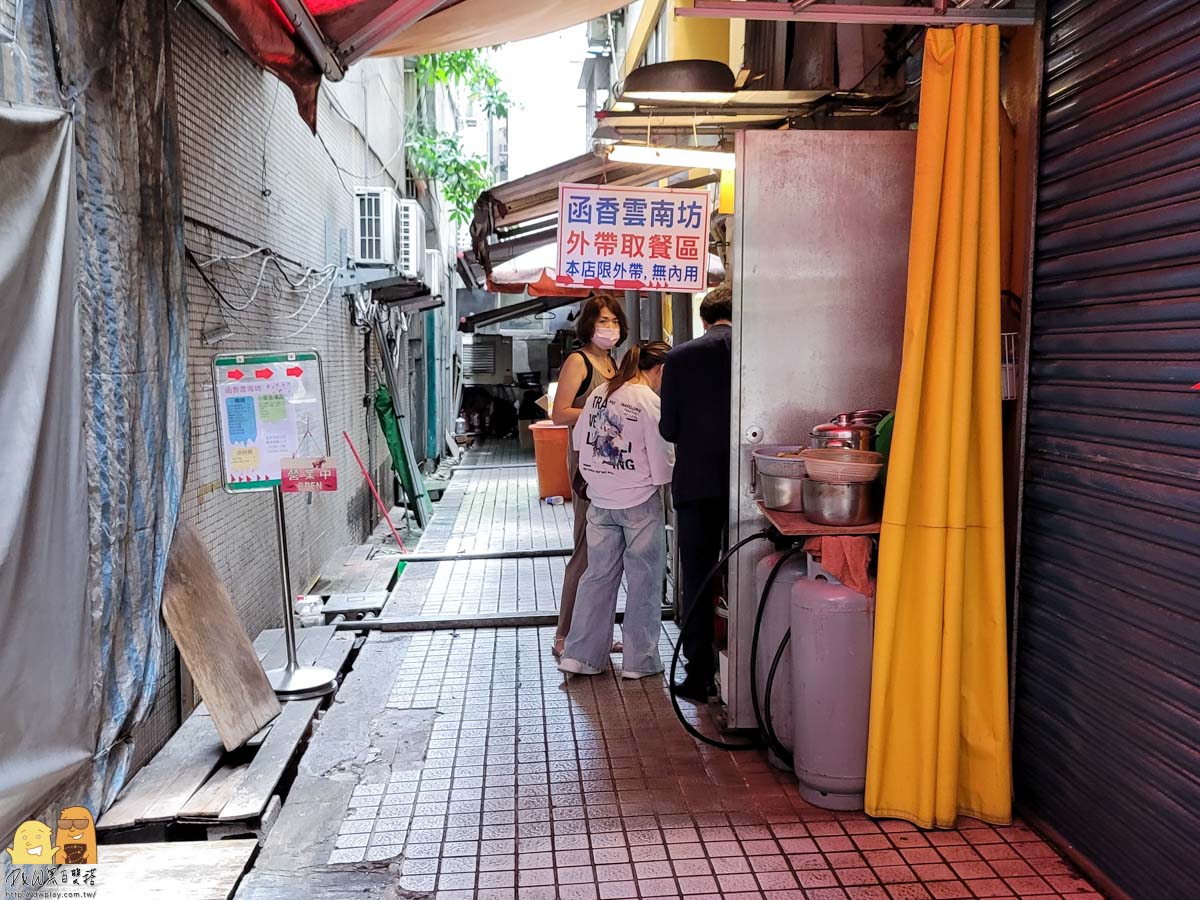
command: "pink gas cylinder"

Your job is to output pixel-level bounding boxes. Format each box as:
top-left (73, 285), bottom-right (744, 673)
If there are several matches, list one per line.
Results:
top-left (789, 576), bottom-right (875, 810)
top-left (754, 551), bottom-right (807, 770)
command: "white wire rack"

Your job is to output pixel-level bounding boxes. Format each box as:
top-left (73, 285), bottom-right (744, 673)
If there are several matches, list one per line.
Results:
top-left (1001, 331), bottom-right (1019, 401)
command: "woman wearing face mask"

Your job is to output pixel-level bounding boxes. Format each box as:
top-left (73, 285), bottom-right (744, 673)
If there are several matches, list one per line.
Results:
top-left (560, 341), bottom-right (674, 680)
top-left (551, 293), bottom-right (628, 658)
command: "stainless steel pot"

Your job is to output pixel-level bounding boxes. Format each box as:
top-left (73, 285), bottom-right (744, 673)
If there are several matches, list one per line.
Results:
top-left (846, 408), bottom-right (891, 426)
top-left (810, 423), bottom-right (875, 451)
top-left (760, 473), bottom-right (805, 512)
top-left (801, 479), bottom-right (880, 526)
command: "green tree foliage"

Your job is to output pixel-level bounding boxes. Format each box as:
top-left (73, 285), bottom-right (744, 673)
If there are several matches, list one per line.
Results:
top-left (408, 49), bottom-right (511, 224)
top-left (406, 127), bottom-right (490, 226)
top-left (414, 50), bottom-right (511, 118)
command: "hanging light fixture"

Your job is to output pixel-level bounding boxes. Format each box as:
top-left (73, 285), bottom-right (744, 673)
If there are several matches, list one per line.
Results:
top-left (607, 142), bottom-right (736, 171)
top-left (618, 59), bottom-right (736, 104)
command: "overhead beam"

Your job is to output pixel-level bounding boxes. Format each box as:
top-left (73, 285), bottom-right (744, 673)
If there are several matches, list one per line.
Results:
top-left (459, 295), bottom-right (582, 333)
top-left (675, 1), bottom-right (1035, 26)
top-left (274, 0), bottom-right (345, 80)
top-left (337, 0), bottom-right (441, 67)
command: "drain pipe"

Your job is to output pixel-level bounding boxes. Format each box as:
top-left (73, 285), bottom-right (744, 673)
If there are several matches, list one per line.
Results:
top-left (275, 0), bottom-right (346, 81)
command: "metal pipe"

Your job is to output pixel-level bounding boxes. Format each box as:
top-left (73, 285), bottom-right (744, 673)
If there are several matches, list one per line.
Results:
top-left (273, 486), bottom-right (300, 671)
top-left (373, 314), bottom-right (430, 528)
top-left (453, 463), bottom-right (538, 471)
top-left (676, 0), bottom-right (1035, 25)
top-left (646, 291), bottom-right (664, 342)
top-left (274, 0), bottom-right (346, 80)
top-left (623, 289), bottom-right (642, 347)
top-left (396, 547), bottom-right (573, 564)
top-left (338, 0), bottom-right (437, 67)
top-left (337, 606), bottom-right (675, 633)
top-left (671, 292), bottom-right (694, 345)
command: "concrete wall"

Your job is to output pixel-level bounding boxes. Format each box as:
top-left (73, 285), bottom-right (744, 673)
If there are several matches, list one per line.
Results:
top-left (130, 5), bottom-right (411, 767)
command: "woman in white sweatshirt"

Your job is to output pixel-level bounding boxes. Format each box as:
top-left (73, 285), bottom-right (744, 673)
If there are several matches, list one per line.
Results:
top-left (559, 341), bottom-right (674, 680)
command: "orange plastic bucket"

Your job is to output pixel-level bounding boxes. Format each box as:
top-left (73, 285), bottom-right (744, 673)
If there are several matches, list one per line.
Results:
top-left (530, 422), bottom-right (572, 500)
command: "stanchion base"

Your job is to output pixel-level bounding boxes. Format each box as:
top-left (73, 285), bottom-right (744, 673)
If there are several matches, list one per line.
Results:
top-left (267, 664), bottom-right (337, 699)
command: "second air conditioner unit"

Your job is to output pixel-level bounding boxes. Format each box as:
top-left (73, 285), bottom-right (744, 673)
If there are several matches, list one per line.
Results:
top-left (425, 249), bottom-right (444, 299)
top-left (353, 187), bottom-right (426, 277)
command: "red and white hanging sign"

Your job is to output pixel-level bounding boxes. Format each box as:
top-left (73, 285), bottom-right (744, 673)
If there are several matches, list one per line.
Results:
top-left (280, 457), bottom-right (338, 493)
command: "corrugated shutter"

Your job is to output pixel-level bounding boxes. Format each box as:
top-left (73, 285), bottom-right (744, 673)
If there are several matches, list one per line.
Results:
top-left (1018, 3), bottom-right (1200, 898)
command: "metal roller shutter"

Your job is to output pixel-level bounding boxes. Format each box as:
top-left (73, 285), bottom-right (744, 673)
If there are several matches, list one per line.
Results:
top-left (1018, 2), bottom-right (1200, 897)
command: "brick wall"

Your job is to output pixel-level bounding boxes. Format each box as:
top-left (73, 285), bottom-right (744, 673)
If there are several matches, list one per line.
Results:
top-left (130, 5), bottom-right (409, 768)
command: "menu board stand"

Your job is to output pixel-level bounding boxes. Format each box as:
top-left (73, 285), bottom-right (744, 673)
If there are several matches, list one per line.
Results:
top-left (268, 485), bottom-right (336, 698)
top-left (211, 349), bottom-right (336, 699)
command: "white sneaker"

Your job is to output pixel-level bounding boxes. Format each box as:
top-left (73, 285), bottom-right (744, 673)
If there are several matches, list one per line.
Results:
top-left (621, 669), bottom-right (663, 680)
top-left (559, 657), bottom-right (604, 676)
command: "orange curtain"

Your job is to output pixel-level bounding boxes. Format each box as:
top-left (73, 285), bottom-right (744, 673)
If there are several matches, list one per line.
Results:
top-left (865, 25), bottom-right (1012, 829)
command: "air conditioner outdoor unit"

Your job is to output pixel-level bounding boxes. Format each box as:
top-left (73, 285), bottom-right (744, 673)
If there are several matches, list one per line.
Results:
top-left (353, 187), bottom-right (426, 277)
top-left (425, 249), bottom-right (444, 299)
top-left (462, 335), bottom-right (514, 386)
top-left (397, 199), bottom-right (426, 278)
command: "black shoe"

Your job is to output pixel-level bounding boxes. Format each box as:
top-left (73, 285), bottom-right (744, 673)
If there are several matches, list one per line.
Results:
top-left (671, 677), bottom-right (715, 703)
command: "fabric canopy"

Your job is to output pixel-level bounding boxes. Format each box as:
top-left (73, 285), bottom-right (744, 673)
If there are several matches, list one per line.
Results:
top-left (199, 0), bottom-right (628, 131)
top-left (865, 25), bottom-right (1012, 829)
top-left (367, 0), bottom-right (629, 58)
top-left (202, 0), bottom-right (405, 130)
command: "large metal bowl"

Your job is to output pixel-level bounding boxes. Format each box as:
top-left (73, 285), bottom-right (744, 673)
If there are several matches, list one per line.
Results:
top-left (760, 473), bottom-right (805, 512)
top-left (801, 479), bottom-right (880, 526)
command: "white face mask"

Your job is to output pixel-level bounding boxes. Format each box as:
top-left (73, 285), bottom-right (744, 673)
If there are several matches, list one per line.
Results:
top-left (592, 326), bottom-right (620, 350)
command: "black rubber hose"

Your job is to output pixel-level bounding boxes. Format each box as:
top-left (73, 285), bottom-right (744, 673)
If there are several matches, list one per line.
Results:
top-left (763, 629), bottom-right (792, 759)
top-left (668, 531), bottom-right (770, 751)
top-left (749, 546), bottom-right (807, 766)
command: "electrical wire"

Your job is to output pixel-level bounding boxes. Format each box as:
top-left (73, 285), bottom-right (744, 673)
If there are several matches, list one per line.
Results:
top-left (749, 546), bottom-right (808, 768)
top-left (284, 278), bottom-right (336, 338)
top-left (667, 531), bottom-right (771, 751)
top-left (764, 631), bottom-right (792, 755)
top-left (184, 247), bottom-right (251, 331)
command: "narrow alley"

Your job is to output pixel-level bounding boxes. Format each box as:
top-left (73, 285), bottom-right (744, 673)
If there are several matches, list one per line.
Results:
top-left (233, 441), bottom-right (1100, 900)
top-left (4, 2), bottom-right (1196, 899)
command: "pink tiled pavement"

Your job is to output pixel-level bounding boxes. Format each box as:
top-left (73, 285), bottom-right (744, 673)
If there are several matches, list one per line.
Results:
top-left (327, 626), bottom-right (1100, 900)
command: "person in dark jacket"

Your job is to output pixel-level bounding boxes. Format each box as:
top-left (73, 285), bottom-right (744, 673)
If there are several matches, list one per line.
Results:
top-left (658, 285), bottom-right (733, 701)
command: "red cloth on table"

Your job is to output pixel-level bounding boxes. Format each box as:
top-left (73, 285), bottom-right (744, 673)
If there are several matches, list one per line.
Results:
top-left (803, 536), bottom-right (875, 598)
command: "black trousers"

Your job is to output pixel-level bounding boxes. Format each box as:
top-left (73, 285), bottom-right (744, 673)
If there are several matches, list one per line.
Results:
top-left (676, 498), bottom-right (727, 683)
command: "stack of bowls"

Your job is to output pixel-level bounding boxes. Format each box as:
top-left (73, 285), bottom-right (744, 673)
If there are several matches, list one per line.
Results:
top-left (800, 448), bottom-right (884, 483)
top-left (753, 446), bottom-right (808, 512)
top-left (799, 448), bottom-right (885, 526)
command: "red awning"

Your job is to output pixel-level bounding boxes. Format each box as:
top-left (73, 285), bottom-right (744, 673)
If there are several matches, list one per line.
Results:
top-left (197, 0), bottom-right (627, 132)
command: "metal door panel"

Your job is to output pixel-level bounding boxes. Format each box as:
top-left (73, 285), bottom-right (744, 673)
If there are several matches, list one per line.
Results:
top-left (727, 129), bottom-right (915, 729)
top-left (1019, 2), bottom-right (1200, 895)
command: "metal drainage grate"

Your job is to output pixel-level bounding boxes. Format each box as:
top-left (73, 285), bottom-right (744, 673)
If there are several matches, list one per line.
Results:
top-left (0, 0), bottom-right (18, 43)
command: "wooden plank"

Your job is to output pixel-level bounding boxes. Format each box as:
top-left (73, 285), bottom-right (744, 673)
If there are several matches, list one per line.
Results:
top-left (218, 698), bottom-right (320, 822)
top-left (758, 502), bottom-right (881, 536)
top-left (258, 627), bottom-right (293, 672)
top-left (314, 630), bottom-right (355, 674)
top-left (99, 715), bottom-right (227, 829)
top-left (97, 839), bottom-right (256, 900)
top-left (162, 524), bottom-right (281, 752)
top-left (178, 762), bottom-right (252, 820)
top-left (195, 629), bottom-right (285, 717)
top-left (295, 625), bottom-right (334, 666)
top-left (246, 722), bottom-right (274, 748)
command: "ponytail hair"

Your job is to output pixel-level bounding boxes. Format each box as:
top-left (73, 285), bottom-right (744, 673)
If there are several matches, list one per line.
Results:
top-left (607, 341), bottom-right (671, 397)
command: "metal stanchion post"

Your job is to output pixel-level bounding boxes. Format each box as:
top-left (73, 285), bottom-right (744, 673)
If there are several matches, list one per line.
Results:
top-left (266, 485), bottom-right (337, 699)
